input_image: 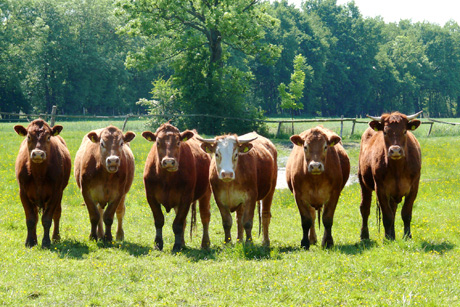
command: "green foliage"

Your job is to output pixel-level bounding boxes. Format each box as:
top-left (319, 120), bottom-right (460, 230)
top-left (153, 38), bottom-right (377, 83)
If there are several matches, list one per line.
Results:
top-left (278, 54), bottom-right (311, 112)
top-left (2, 120), bottom-right (460, 305)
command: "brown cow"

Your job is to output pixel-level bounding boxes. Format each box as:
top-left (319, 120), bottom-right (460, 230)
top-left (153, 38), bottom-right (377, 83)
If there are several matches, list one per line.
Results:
top-left (14, 119), bottom-right (71, 248)
top-left (74, 126), bottom-right (135, 242)
top-left (197, 132), bottom-right (277, 246)
top-left (286, 126), bottom-right (350, 249)
top-left (358, 111), bottom-right (422, 240)
top-left (142, 123), bottom-right (211, 252)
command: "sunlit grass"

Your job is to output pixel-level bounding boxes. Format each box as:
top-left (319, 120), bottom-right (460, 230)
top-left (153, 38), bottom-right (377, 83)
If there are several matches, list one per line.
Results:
top-left (1, 119), bottom-right (460, 305)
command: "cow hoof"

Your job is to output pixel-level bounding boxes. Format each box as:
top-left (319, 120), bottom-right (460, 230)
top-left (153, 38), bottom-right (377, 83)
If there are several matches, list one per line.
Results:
top-left (25, 239), bottom-right (38, 248)
top-left (154, 238), bottom-right (164, 251)
top-left (41, 239), bottom-right (51, 249)
top-left (201, 239), bottom-right (210, 250)
top-left (103, 234), bottom-right (113, 243)
top-left (301, 239), bottom-right (310, 250)
top-left (172, 243), bottom-right (182, 253)
top-left (116, 230), bottom-right (124, 242)
top-left (52, 234), bottom-right (61, 242)
top-left (322, 239), bottom-right (334, 249)
top-left (89, 233), bottom-right (98, 241)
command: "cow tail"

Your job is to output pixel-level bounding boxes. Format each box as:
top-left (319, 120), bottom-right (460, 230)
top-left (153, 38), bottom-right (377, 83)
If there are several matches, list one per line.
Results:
top-left (190, 201), bottom-right (197, 241)
top-left (258, 200), bottom-right (262, 238)
top-left (376, 200), bottom-right (381, 234)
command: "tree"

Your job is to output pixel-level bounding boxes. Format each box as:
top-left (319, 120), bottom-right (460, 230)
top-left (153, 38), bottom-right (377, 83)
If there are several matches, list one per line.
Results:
top-left (117, 0), bottom-right (281, 133)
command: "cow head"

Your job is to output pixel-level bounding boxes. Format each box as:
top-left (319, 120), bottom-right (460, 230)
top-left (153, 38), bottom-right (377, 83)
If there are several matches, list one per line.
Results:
top-left (290, 127), bottom-right (341, 175)
top-left (14, 119), bottom-right (63, 164)
top-left (197, 134), bottom-right (256, 182)
top-left (142, 123), bottom-right (194, 172)
top-left (87, 126), bottom-right (135, 173)
top-left (368, 111), bottom-right (422, 160)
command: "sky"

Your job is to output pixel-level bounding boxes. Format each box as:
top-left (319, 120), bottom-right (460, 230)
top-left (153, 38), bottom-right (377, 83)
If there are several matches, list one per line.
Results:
top-left (286, 0), bottom-right (460, 25)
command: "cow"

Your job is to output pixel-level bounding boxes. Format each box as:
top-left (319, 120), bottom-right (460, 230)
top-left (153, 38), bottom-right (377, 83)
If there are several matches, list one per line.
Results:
top-left (142, 123), bottom-right (212, 252)
top-left (358, 111), bottom-right (422, 241)
top-left (197, 132), bottom-right (277, 247)
top-left (286, 126), bottom-right (350, 249)
top-left (14, 119), bottom-right (71, 248)
top-left (74, 126), bottom-right (135, 242)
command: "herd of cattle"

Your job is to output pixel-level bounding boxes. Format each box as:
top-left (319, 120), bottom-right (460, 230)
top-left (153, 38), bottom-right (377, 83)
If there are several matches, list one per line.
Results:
top-left (13, 111), bottom-right (423, 251)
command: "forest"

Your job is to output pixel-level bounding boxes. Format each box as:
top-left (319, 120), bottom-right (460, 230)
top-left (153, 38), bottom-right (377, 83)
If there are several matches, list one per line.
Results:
top-left (2, 0), bottom-right (460, 133)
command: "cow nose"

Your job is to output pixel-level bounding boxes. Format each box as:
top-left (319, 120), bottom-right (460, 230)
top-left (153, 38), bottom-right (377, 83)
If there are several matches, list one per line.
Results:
top-left (31, 149), bottom-right (46, 163)
top-left (220, 171), bottom-right (235, 181)
top-left (106, 156), bottom-right (120, 166)
top-left (308, 162), bottom-right (324, 174)
top-left (389, 146), bottom-right (404, 158)
top-left (161, 158), bottom-right (178, 171)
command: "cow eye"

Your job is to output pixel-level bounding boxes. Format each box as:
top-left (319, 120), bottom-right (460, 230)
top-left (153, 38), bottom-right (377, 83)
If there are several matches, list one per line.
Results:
top-left (100, 141), bottom-right (105, 148)
top-left (27, 135), bottom-right (31, 141)
top-left (404, 130), bottom-right (407, 135)
top-left (324, 145), bottom-right (328, 151)
top-left (47, 135), bottom-right (51, 141)
top-left (215, 152), bottom-right (220, 158)
top-left (303, 145), bottom-right (308, 151)
top-left (177, 141), bottom-right (181, 146)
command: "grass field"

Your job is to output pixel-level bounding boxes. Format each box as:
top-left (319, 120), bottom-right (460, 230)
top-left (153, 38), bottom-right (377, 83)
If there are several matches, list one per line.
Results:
top-left (1, 118), bottom-right (460, 306)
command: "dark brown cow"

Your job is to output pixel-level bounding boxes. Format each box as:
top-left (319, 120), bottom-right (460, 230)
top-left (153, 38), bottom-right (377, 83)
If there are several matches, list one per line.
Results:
top-left (197, 132), bottom-right (277, 246)
top-left (286, 126), bottom-right (350, 249)
top-left (142, 123), bottom-right (211, 252)
top-left (14, 119), bottom-right (71, 248)
top-left (358, 111), bottom-right (422, 240)
top-left (74, 126), bottom-right (135, 242)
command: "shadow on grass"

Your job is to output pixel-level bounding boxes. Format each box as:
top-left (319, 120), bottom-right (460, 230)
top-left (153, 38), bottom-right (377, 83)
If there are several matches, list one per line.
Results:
top-left (419, 240), bottom-right (455, 254)
top-left (96, 240), bottom-right (151, 257)
top-left (51, 239), bottom-right (90, 259)
top-left (335, 239), bottom-right (378, 255)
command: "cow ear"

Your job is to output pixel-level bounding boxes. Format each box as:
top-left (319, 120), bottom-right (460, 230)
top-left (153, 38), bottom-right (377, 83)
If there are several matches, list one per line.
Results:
top-left (124, 131), bottom-right (136, 143)
top-left (328, 135), bottom-right (341, 147)
top-left (87, 132), bottom-right (99, 143)
top-left (51, 125), bottom-right (63, 136)
top-left (180, 130), bottom-right (195, 142)
top-left (142, 131), bottom-right (156, 142)
top-left (290, 135), bottom-right (304, 147)
top-left (407, 120), bottom-right (421, 131)
top-left (369, 121), bottom-right (383, 132)
top-left (239, 143), bottom-right (253, 154)
top-left (200, 142), bottom-right (215, 154)
top-left (14, 125), bottom-right (27, 137)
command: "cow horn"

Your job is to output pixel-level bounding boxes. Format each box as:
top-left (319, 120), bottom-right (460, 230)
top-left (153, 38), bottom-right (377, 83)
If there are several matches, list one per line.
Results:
top-left (237, 136), bottom-right (258, 144)
top-left (366, 115), bottom-right (382, 122)
top-left (195, 136), bottom-right (216, 144)
top-left (406, 111), bottom-right (423, 120)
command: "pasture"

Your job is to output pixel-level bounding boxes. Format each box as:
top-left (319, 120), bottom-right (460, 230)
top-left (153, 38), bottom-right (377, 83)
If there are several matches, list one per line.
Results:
top-left (1, 119), bottom-right (460, 306)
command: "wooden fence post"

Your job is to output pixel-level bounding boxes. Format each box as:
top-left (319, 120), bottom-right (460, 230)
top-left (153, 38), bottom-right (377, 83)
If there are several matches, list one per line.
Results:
top-left (50, 105), bottom-right (57, 127)
top-left (351, 119), bottom-right (356, 136)
top-left (340, 115), bottom-right (344, 138)
top-left (276, 122), bottom-right (282, 138)
top-left (122, 114), bottom-right (130, 132)
top-left (427, 122), bottom-right (434, 136)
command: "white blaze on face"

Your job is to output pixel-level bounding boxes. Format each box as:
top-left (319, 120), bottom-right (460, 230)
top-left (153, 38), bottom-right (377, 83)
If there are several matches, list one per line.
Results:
top-left (215, 136), bottom-right (239, 182)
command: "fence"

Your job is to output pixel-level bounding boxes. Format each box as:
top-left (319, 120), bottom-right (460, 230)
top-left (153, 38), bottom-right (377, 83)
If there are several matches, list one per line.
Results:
top-left (1, 108), bottom-right (455, 137)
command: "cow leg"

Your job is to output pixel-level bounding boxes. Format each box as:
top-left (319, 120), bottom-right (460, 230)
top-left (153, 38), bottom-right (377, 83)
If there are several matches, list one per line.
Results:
top-left (172, 204), bottom-right (191, 252)
top-left (376, 190), bottom-right (395, 240)
top-left (359, 177), bottom-right (372, 240)
top-left (308, 206), bottom-right (317, 245)
top-left (52, 204), bottom-right (61, 242)
top-left (146, 192), bottom-right (165, 250)
top-left (295, 194), bottom-right (313, 250)
top-left (115, 196), bottom-right (126, 241)
top-left (217, 202), bottom-right (233, 244)
top-left (198, 191), bottom-right (211, 249)
top-left (242, 201), bottom-right (255, 244)
top-left (41, 197), bottom-right (60, 249)
top-left (261, 192), bottom-right (274, 247)
top-left (402, 182), bottom-right (419, 239)
top-left (321, 193), bottom-right (340, 248)
top-left (82, 192), bottom-right (100, 241)
top-left (235, 206), bottom-right (245, 243)
top-left (97, 206), bottom-right (104, 239)
top-left (103, 197), bottom-right (123, 243)
top-left (20, 191), bottom-right (38, 248)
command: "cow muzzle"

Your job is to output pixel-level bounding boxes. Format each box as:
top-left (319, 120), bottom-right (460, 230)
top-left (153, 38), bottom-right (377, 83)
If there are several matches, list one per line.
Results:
top-left (308, 161), bottom-right (324, 175)
top-left (161, 158), bottom-right (178, 172)
top-left (30, 149), bottom-right (46, 163)
top-left (219, 170), bottom-right (235, 182)
top-left (106, 155), bottom-right (120, 173)
top-left (388, 146), bottom-right (404, 160)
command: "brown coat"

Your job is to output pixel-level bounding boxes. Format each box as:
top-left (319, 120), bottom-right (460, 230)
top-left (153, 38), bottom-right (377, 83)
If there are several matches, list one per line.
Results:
top-left (358, 112), bottom-right (422, 240)
top-left (74, 126), bottom-right (135, 242)
top-left (142, 123), bottom-right (211, 252)
top-left (198, 132), bottom-right (277, 246)
top-left (286, 126), bottom-right (350, 249)
top-left (14, 119), bottom-right (71, 248)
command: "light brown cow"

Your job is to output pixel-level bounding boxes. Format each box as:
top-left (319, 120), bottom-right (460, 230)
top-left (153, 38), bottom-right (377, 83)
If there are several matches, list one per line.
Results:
top-left (74, 126), bottom-right (135, 242)
top-left (142, 123), bottom-right (211, 252)
top-left (197, 132), bottom-right (277, 246)
top-left (14, 119), bottom-right (71, 248)
top-left (359, 111), bottom-right (422, 240)
top-left (286, 126), bottom-right (350, 249)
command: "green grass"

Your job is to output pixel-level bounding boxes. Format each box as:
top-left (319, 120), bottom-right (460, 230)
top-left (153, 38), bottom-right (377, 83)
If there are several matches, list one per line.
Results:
top-left (1, 119), bottom-right (460, 305)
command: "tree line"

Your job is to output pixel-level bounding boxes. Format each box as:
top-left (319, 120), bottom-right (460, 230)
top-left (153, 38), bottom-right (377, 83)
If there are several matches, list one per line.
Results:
top-left (2, 0), bottom-right (460, 133)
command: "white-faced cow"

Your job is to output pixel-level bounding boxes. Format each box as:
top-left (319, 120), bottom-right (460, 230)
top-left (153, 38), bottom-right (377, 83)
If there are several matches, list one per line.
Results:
top-left (358, 111), bottom-right (422, 240)
top-left (286, 126), bottom-right (350, 249)
top-left (197, 132), bottom-right (277, 246)
top-left (142, 123), bottom-right (211, 252)
top-left (74, 126), bottom-right (135, 242)
top-left (14, 119), bottom-right (71, 248)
